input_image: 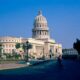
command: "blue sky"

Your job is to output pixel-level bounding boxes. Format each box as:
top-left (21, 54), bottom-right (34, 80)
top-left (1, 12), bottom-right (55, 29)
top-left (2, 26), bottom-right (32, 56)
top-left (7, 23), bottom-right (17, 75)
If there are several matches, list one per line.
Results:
top-left (0, 0), bottom-right (80, 48)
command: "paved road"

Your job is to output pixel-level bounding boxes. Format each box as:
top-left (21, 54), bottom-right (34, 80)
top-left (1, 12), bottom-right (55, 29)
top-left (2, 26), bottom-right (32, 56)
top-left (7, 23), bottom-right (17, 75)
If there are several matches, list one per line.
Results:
top-left (0, 60), bottom-right (80, 80)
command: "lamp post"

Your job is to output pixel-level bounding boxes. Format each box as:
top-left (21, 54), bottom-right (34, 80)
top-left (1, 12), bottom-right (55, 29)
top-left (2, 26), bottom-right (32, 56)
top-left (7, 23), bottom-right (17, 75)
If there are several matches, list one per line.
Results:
top-left (0, 44), bottom-right (2, 58)
top-left (43, 47), bottom-right (45, 60)
top-left (26, 41), bottom-right (29, 62)
top-left (24, 41), bottom-right (32, 62)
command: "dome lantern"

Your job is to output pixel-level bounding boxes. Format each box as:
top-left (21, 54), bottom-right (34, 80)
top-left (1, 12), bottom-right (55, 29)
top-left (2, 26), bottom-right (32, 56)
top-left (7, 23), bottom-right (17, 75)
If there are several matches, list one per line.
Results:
top-left (38, 10), bottom-right (42, 15)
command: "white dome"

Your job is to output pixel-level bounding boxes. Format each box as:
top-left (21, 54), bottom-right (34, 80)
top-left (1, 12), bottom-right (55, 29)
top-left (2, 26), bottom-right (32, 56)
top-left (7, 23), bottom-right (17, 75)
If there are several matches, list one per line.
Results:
top-left (34, 10), bottom-right (47, 24)
top-left (32, 10), bottom-right (50, 40)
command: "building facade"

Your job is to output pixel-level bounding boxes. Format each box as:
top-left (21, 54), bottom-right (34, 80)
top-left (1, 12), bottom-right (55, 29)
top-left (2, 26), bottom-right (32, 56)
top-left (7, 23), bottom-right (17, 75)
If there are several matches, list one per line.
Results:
top-left (0, 37), bottom-right (22, 54)
top-left (62, 48), bottom-right (78, 56)
top-left (0, 11), bottom-right (62, 59)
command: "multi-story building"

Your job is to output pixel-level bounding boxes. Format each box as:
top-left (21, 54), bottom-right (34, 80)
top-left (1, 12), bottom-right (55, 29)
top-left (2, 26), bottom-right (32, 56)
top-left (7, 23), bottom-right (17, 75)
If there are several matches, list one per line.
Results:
top-left (0, 37), bottom-right (22, 54)
top-left (0, 11), bottom-right (62, 59)
top-left (62, 48), bottom-right (78, 55)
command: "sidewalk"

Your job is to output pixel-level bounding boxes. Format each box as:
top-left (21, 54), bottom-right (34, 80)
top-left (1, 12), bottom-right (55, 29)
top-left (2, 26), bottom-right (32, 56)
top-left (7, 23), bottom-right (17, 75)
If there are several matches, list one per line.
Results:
top-left (0, 63), bottom-right (27, 70)
top-left (0, 59), bottom-right (53, 70)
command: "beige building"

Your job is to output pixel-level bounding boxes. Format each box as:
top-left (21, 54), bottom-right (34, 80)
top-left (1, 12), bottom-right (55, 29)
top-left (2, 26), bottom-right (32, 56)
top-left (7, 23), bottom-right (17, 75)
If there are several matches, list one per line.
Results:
top-left (0, 11), bottom-right (62, 59)
top-left (0, 37), bottom-right (22, 53)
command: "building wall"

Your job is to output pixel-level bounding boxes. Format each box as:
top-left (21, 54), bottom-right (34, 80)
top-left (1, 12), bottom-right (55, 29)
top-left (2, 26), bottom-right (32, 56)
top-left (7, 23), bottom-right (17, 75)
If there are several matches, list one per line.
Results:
top-left (62, 48), bottom-right (78, 55)
top-left (0, 37), bottom-right (22, 54)
top-left (0, 37), bottom-right (62, 59)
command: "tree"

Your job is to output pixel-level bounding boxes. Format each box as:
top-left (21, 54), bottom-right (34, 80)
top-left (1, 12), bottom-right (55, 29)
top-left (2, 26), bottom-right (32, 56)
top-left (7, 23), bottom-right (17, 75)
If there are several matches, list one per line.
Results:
top-left (5, 53), bottom-right (12, 60)
top-left (15, 43), bottom-right (22, 59)
top-left (15, 43), bottom-right (21, 49)
top-left (15, 41), bottom-right (32, 61)
top-left (73, 39), bottom-right (80, 55)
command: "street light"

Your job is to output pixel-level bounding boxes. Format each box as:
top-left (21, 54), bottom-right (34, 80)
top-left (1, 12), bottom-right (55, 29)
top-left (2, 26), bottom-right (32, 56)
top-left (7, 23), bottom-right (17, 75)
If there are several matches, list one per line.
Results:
top-left (42, 47), bottom-right (45, 60)
top-left (24, 41), bottom-right (32, 62)
top-left (26, 41), bottom-right (29, 62)
top-left (0, 44), bottom-right (2, 58)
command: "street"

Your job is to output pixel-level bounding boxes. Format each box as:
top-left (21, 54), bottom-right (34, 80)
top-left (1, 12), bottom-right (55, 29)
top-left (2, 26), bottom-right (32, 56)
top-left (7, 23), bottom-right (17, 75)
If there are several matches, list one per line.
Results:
top-left (0, 60), bottom-right (80, 80)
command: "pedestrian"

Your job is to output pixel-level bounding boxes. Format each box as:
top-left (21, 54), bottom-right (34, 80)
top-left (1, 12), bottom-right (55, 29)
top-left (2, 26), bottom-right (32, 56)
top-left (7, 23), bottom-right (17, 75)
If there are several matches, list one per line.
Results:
top-left (57, 55), bottom-right (63, 67)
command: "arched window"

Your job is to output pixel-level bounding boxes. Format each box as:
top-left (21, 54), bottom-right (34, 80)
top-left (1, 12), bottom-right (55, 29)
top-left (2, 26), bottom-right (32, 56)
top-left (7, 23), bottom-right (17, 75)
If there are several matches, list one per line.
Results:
top-left (40, 24), bottom-right (41, 27)
top-left (40, 31), bottom-right (41, 35)
top-left (36, 23), bottom-right (38, 27)
top-left (56, 49), bottom-right (58, 53)
top-left (38, 18), bottom-right (39, 21)
top-left (45, 31), bottom-right (46, 35)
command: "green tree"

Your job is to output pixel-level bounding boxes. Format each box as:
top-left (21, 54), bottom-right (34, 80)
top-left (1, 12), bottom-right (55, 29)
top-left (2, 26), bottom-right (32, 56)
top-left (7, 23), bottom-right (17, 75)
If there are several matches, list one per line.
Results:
top-left (15, 41), bottom-right (32, 61)
top-left (15, 43), bottom-right (21, 49)
top-left (73, 39), bottom-right (80, 55)
top-left (13, 53), bottom-right (21, 60)
top-left (5, 53), bottom-right (12, 60)
top-left (15, 43), bottom-right (22, 59)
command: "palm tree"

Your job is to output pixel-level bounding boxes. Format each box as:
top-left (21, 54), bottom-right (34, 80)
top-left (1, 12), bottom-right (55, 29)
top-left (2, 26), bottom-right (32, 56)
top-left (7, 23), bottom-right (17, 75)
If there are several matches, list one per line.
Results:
top-left (15, 41), bottom-right (32, 62)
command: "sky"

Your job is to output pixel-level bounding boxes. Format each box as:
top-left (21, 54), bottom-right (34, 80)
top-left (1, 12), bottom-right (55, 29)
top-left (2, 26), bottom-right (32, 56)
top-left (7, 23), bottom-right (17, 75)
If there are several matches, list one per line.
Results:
top-left (0, 0), bottom-right (80, 48)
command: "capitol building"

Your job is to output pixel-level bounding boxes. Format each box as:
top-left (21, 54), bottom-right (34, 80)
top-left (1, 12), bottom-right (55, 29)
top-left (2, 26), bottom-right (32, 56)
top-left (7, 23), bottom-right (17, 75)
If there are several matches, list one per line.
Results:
top-left (0, 11), bottom-right (62, 59)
